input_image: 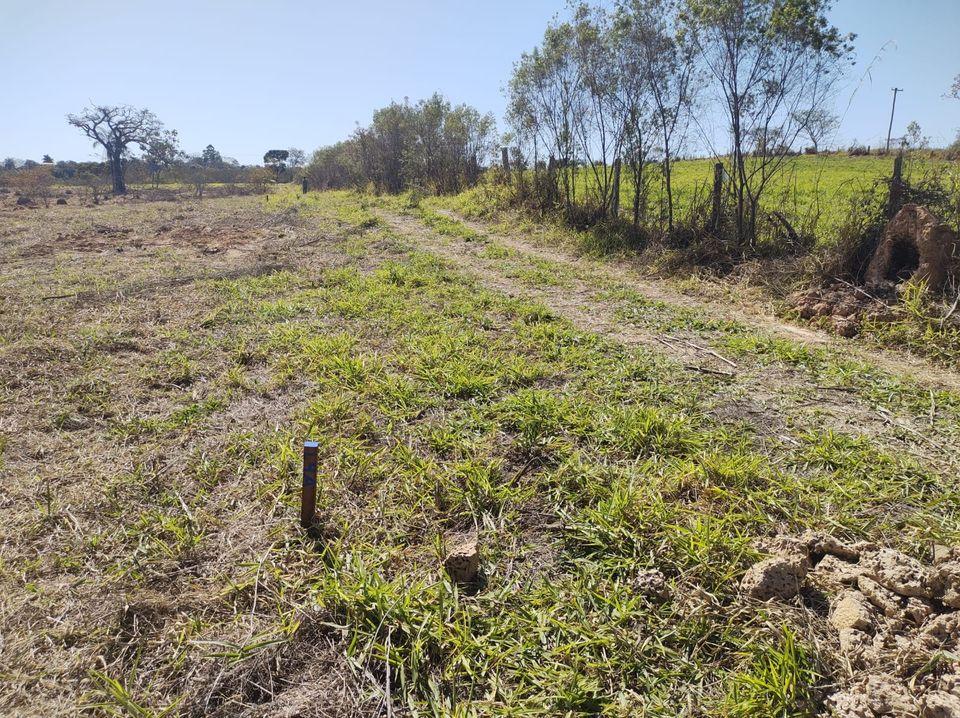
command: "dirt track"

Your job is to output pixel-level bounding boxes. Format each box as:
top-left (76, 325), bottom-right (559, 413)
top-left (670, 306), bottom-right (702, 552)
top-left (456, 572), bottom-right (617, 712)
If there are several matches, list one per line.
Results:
top-left (378, 207), bottom-right (960, 477)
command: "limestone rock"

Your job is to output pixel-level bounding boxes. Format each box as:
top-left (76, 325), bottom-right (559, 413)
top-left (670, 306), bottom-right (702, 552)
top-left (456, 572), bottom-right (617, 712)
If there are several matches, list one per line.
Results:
top-left (861, 548), bottom-right (940, 599)
top-left (741, 555), bottom-right (809, 601)
top-left (831, 591), bottom-right (875, 632)
top-left (444, 540), bottom-right (480, 584)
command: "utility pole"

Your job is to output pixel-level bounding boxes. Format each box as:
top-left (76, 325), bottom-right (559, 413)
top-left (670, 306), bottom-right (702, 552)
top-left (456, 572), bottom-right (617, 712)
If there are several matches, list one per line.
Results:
top-left (885, 87), bottom-right (903, 154)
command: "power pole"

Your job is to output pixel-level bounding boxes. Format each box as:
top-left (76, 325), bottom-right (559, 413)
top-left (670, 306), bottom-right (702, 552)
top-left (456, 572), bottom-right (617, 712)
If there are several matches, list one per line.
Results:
top-left (885, 87), bottom-right (903, 154)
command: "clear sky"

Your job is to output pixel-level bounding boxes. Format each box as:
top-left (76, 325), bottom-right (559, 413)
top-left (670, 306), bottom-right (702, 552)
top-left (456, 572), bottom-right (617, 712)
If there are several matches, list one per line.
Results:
top-left (1, 0), bottom-right (957, 165)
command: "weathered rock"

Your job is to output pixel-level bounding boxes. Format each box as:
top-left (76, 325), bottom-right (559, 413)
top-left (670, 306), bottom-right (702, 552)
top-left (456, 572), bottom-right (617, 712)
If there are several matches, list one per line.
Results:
top-left (923, 692), bottom-right (960, 718)
top-left (56, 198), bottom-right (67, 205)
top-left (801, 530), bottom-right (861, 561)
top-left (444, 540), bottom-right (480, 584)
top-left (858, 575), bottom-right (906, 618)
top-left (861, 548), bottom-right (940, 599)
top-left (903, 597), bottom-right (935, 626)
top-left (863, 675), bottom-right (920, 716)
top-left (829, 690), bottom-right (873, 718)
top-left (633, 569), bottom-right (670, 602)
top-left (917, 613), bottom-right (960, 651)
top-left (831, 591), bottom-right (875, 632)
top-left (811, 555), bottom-right (864, 591)
top-left (935, 561), bottom-right (960, 609)
top-left (865, 204), bottom-right (958, 292)
top-left (741, 555), bottom-right (809, 601)
top-left (837, 628), bottom-right (871, 664)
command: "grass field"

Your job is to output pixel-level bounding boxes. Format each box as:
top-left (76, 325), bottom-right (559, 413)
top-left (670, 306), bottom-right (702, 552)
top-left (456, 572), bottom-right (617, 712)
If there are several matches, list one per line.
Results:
top-left (451, 153), bottom-right (960, 249)
top-left (2, 187), bottom-right (960, 716)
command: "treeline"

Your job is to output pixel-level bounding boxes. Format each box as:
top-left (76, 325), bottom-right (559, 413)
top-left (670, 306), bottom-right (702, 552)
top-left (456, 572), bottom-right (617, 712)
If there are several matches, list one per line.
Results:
top-left (504, 0), bottom-right (854, 250)
top-left (306, 93), bottom-right (496, 195)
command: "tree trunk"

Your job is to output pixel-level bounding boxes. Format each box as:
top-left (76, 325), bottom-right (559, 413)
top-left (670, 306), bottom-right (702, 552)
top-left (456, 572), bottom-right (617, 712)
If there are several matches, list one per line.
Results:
top-left (110, 151), bottom-right (126, 195)
top-left (611, 158), bottom-right (621, 219)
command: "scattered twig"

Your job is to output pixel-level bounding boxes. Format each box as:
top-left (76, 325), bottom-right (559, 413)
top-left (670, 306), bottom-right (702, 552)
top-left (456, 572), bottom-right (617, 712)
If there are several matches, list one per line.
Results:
top-left (684, 364), bottom-right (735, 378)
top-left (832, 276), bottom-right (895, 310)
top-left (667, 334), bottom-right (738, 368)
top-left (41, 293), bottom-right (77, 300)
top-left (939, 293), bottom-right (960, 329)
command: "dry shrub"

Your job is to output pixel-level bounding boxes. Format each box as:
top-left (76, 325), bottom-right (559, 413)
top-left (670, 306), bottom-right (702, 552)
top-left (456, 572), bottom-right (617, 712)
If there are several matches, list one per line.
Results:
top-left (5, 166), bottom-right (54, 207)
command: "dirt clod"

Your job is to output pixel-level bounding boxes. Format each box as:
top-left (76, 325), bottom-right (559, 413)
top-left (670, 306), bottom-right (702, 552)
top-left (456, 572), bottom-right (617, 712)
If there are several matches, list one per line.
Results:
top-left (741, 554), bottom-right (809, 601)
top-left (831, 591), bottom-right (876, 632)
top-left (444, 539), bottom-right (480, 584)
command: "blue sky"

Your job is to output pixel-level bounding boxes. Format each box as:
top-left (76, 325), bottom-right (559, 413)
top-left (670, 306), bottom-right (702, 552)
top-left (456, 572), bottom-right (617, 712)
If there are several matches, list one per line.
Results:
top-left (2, 0), bottom-right (957, 165)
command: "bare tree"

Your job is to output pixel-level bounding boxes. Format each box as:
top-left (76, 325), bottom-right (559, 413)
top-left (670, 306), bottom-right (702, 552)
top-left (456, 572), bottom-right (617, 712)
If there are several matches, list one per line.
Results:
top-left (792, 108), bottom-right (839, 153)
top-left (67, 105), bottom-right (165, 194)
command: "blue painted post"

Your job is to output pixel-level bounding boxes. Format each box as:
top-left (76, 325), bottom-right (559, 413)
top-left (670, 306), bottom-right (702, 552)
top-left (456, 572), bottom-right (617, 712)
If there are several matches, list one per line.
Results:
top-left (301, 441), bottom-right (319, 528)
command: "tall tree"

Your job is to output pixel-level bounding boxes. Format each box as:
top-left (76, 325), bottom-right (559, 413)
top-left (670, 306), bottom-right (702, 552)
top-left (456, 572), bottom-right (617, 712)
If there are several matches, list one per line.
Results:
top-left (201, 144), bottom-right (222, 166)
top-left (67, 105), bottom-right (165, 194)
top-left (263, 149), bottom-right (290, 180)
top-left (144, 130), bottom-right (183, 187)
top-left (684, 0), bottom-right (854, 246)
top-left (617, 0), bottom-right (697, 231)
top-left (792, 108), bottom-right (840, 153)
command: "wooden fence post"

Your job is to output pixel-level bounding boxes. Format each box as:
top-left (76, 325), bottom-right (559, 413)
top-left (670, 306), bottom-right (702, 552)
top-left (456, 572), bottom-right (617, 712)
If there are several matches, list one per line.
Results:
top-left (886, 153), bottom-right (904, 219)
top-left (501, 147), bottom-right (511, 174)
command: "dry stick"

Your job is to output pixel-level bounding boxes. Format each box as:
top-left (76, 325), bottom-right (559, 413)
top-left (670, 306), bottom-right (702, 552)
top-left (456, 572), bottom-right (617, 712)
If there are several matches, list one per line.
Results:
top-left (684, 364), bottom-right (735, 378)
top-left (832, 276), bottom-right (896, 311)
top-left (666, 334), bottom-right (738, 369)
top-left (939, 292), bottom-right (960, 328)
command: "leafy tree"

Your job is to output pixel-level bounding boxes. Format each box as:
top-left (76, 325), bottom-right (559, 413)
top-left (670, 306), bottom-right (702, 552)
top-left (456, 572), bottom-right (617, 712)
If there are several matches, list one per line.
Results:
top-left (905, 121), bottom-right (928, 150)
top-left (263, 149), bottom-right (290, 180)
top-left (683, 0), bottom-right (854, 246)
top-left (67, 105), bottom-right (166, 194)
top-left (2, 158), bottom-right (17, 170)
top-left (42, 154), bottom-right (53, 164)
top-left (287, 147), bottom-right (307, 169)
top-left (615, 0), bottom-right (697, 229)
top-left (201, 144), bottom-right (222, 166)
top-left (948, 73), bottom-right (960, 101)
top-left (144, 130), bottom-right (182, 187)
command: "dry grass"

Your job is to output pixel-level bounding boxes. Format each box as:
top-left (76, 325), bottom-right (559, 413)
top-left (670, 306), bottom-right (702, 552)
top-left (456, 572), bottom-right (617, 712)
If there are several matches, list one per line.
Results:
top-left (1, 189), bottom-right (958, 716)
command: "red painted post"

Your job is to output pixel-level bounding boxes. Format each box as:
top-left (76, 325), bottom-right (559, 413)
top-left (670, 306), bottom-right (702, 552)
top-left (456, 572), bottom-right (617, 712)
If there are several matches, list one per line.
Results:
top-left (300, 441), bottom-right (319, 528)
